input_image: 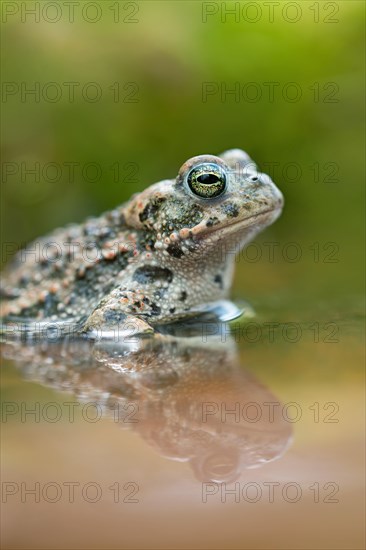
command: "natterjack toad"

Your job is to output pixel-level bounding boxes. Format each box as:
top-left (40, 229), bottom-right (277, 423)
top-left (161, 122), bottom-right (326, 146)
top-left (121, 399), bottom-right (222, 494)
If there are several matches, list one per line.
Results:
top-left (1, 149), bottom-right (284, 338)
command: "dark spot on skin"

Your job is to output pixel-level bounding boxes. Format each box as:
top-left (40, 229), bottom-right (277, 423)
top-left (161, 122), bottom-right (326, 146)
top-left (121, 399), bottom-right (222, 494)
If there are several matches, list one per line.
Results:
top-left (169, 307), bottom-right (176, 314)
top-left (142, 297), bottom-right (150, 304)
top-left (138, 234), bottom-right (156, 251)
top-left (15, 292), bottom-right (61, 319)
top-left (206, 217), bottom-right (220, 227)
top-left (222, 203), bottom-right (239, 218)
top-left (166, 243), bottom-right (184, 258)
top-left (64, 249), bottom-right (73, 261)
top-left (103, 310), bottom-right (127, 324)
top-left (43, 293), bottom-right (60, 317)
top-left (83, 224), bottom-right (99, 237)
top-left (71, 255), bottom-right (129, 301)
top-left (0, 288), bottom-right (20, 300)
top-left (99, 227), bottom-right (114, 239)
top-left (76, 268), bottom-right (86, 280)
top-left (179, 291), bottom-right (187, 302)
top-left (104, 210), bottom-right (126, 229)
top-left (133, 265), bottom-right (173, 285)
top-left (243, 204), bottom-right (252, 211)
top-left (214, 274), bottom-right (223, 289)
top-left (19, 276), bottom-right (30, 288)
top-left (187, 242), bottom-right (199, 253)
top-left (150, 302), bottom-right (161, 316)
top-left (105, 210), bottom-right (126, 226)
top-left (139, 197), bottom-right (166, 223)
top-left (54, 262), bottom-right (63, 270)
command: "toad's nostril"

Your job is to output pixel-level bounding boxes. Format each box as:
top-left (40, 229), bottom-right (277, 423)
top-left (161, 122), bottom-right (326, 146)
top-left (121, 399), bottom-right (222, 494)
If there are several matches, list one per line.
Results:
top-left (277, 192), bottom-right (285, 208)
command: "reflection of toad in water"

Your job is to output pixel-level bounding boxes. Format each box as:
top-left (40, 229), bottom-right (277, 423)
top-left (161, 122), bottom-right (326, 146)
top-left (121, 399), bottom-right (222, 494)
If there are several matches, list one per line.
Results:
top-left (2, 331), bottom-right (292, 482)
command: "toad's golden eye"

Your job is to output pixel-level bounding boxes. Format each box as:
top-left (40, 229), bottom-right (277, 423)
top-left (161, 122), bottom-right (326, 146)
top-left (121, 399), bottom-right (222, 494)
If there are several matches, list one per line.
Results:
top-left (186, 163), bottom-right (227, 199)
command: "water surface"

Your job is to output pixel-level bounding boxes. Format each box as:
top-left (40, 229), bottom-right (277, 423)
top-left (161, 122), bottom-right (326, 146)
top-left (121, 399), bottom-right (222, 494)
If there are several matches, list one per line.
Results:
top-left (1, 308), bottom-right (364, 549)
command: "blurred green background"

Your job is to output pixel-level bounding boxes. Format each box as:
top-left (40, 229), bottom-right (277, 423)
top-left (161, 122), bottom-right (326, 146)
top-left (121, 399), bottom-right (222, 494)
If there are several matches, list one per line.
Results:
top-left (1, 0), bottom-right (364, 315)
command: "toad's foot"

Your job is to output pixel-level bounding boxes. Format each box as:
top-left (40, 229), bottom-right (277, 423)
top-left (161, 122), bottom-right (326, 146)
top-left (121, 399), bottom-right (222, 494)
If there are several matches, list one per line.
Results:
top-left (81, 307), bottom-right (154, 340)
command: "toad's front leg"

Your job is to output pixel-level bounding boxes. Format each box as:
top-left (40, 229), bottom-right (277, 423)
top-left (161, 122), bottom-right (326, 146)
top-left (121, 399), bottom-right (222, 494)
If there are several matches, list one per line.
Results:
top-left (81, 289), bottom-right (155, 338)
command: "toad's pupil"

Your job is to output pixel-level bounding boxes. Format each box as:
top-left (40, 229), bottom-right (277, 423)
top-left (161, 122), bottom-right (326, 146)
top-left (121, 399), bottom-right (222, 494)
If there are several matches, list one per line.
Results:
top-left (197, 173), bottom-right (219, 185)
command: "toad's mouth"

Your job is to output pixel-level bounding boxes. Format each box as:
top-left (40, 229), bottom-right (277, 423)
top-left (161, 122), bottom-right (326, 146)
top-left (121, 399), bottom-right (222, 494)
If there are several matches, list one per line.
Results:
top-left (202, 206), bottom-right (283, 237)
